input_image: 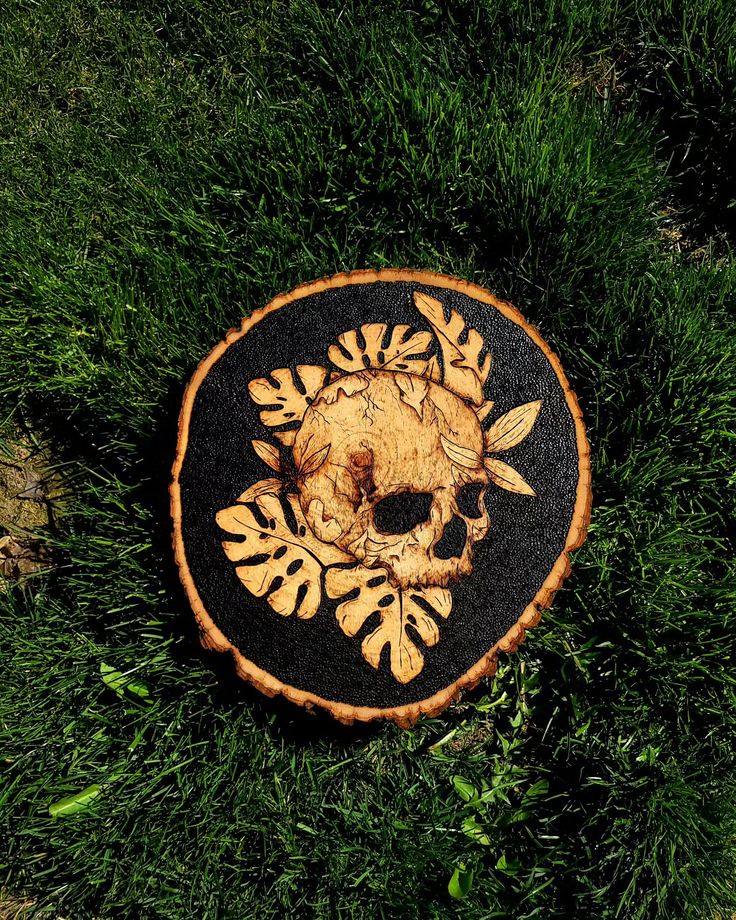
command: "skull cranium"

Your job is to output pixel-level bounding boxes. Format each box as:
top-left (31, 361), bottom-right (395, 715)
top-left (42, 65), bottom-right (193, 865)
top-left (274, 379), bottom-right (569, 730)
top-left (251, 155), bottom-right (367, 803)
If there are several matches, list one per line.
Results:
top-left (292, 369), bottom-right (490, 589)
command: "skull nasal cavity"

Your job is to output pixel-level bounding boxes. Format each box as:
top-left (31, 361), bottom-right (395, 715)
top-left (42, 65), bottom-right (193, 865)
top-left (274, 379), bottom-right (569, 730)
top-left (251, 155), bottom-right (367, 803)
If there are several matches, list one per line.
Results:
top-left (373, 491), bottom-right (433, 535)
top-left (434, 516), bottom-right (468, 560)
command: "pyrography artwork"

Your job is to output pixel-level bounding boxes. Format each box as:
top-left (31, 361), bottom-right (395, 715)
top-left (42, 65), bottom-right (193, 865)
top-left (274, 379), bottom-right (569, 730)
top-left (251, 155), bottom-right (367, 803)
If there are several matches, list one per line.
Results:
top-left (171, 270), bottom-right (591, 726)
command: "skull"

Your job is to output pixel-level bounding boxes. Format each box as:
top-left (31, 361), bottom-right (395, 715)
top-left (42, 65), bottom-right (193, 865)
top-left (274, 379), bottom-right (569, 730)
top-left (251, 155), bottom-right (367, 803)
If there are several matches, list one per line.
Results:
top-left (292, 369), bottom-right (490, 589)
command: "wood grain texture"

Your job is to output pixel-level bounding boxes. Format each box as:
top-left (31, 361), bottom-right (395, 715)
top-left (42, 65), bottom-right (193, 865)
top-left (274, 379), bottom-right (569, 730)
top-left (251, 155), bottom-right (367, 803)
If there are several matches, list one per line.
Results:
top-left (170, 269), bottom-right (592, 727)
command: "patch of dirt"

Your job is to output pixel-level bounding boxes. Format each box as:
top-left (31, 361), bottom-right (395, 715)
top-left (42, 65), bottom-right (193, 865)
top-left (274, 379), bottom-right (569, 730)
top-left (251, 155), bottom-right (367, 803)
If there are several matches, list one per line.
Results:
top-left (445, 720), bottom-right (495, 753)
top-left (656, 205), bottom-right (731, 261)
top-left (568, 48), bottom-right (736, 253)
top-left (0, 424), bottom-right (65, 587)
top-left (0, 535), bottom-right (51, 582)
top-left (0, 893), bottom-right (35, 920)
top-left (567, 51), bottom-right (632, 108)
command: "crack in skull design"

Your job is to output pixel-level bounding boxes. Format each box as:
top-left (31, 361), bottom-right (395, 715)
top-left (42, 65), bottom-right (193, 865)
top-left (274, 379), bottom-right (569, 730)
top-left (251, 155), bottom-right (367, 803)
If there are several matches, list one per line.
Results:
top-left (216, 290), bottom-right (544, 683)
top-left (294, 370), bottom-right (490, 589)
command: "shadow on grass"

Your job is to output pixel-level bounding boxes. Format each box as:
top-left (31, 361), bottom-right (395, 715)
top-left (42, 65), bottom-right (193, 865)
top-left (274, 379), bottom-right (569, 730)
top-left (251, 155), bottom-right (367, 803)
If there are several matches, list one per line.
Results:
top-left (20, 351), bottom-right (586, 751)
top-left (130, 369), bottom-right (391, 747)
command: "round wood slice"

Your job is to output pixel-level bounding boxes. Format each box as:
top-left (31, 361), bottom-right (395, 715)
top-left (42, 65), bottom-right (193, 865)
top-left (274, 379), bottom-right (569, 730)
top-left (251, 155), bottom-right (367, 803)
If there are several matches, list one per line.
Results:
top-left (171, 269), bottom-right (591, 726)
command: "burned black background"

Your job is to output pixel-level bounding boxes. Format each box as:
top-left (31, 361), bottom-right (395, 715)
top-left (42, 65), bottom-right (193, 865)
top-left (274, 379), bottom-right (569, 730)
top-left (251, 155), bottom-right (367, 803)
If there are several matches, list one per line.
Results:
top-left (178, 280), bottom-right (581, 709)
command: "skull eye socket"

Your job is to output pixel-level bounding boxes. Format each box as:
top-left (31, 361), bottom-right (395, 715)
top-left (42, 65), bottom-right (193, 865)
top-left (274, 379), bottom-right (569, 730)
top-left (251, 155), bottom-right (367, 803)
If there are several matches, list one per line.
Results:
top-left (373, 491), bottom-right (433, 535)
top-left (457, 483), bottom-right (484, 518)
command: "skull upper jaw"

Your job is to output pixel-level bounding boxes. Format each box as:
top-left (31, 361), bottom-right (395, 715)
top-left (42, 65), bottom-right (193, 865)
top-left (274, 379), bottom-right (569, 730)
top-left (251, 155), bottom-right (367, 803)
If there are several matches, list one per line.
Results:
top-left (332, 484), bottom-right (490, 590)
top-left (293, 368), bottom-right (491, 590)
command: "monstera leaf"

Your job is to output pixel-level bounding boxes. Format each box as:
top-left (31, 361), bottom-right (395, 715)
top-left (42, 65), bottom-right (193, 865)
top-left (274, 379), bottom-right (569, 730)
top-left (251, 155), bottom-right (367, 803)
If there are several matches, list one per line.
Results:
top-left (414, 291), bottom-right (490, 406)
top-left (325, 565), bottom-right (452, 683)
top-left (328, 323), bottom-right (434, 376)
top-left (248, 366), bottom-right (329, 444)
top-left (217, 482), bottom-right (351, 619)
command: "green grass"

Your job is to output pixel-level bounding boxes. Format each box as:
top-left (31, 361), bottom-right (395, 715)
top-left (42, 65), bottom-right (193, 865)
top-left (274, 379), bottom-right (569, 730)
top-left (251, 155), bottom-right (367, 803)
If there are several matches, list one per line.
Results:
top-left (1, 1), bottom-right (735, 917)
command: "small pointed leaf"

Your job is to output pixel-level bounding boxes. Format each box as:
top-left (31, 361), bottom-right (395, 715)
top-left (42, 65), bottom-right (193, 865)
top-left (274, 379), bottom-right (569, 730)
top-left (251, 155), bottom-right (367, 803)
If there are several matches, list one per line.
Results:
top-left (475, 400), bottom-right (495, 423)
top-left (484, 400), bottom-right (542, 453)
top-left (483, 458), bottom-right (536, 496)
top-left (251, 440), bottom-right (282, 472)
top-left (441, 435), bottom-right (481, 470)
top-left (297, 443), bottom-right (330, 478)
top-left (462, 815), bottom-right (492, 846)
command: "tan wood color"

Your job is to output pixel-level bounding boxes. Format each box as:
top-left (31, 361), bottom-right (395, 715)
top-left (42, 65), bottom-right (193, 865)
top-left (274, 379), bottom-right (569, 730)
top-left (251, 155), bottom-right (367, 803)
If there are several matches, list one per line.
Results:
top-left (171, 269), bottom-right (592, 726)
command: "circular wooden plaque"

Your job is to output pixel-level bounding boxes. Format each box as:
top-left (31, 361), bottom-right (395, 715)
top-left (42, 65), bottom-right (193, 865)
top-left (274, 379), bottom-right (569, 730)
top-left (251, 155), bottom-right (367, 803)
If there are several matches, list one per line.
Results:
top-left (171, 270), bottom-right (591, 726)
